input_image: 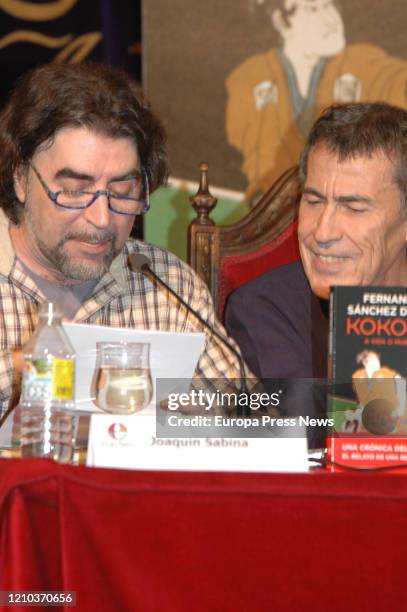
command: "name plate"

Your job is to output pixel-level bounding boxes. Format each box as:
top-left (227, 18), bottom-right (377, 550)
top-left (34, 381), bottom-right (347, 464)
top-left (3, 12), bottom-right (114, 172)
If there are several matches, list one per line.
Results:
top-left (86, 414), bottom-right (309, 472)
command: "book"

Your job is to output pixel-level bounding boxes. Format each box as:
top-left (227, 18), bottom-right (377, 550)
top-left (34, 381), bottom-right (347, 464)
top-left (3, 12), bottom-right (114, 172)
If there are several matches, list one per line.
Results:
top-left (327, 286), bottom-right (407, 470)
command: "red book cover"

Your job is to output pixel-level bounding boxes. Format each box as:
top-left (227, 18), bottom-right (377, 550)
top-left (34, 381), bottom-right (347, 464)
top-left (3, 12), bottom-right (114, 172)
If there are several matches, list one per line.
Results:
top-left (328, 286), bottom-right (407, 471)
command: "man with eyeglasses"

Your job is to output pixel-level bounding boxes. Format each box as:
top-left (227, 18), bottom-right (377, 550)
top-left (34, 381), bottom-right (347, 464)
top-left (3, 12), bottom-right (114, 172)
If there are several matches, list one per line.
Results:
top-left (0, 62), bottom-right (246, 415)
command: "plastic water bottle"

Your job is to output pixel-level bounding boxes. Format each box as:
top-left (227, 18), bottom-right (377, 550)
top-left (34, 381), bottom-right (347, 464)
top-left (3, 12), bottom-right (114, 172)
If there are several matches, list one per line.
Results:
top-left (20, 302), bottom-right (76, 463)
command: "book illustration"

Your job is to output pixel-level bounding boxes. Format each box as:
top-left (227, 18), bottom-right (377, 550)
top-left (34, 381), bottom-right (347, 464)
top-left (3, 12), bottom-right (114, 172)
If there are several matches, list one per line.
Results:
top-left (340, 350), bottom-right (406, 435)
top-left (329, 287), bottom-right (407, 437)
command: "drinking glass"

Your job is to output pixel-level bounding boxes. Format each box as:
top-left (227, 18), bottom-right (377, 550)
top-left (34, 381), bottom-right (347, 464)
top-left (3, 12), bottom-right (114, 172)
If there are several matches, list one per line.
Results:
top-left (94, 342), bottom-right (152, 414)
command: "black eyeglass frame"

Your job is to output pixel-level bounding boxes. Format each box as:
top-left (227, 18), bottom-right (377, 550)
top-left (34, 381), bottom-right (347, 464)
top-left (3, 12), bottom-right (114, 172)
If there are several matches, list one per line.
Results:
top-left (29, 163), bottom-right (150, 216)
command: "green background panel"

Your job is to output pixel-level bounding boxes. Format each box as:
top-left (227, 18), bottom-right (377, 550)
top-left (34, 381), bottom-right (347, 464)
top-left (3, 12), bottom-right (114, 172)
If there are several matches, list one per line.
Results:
top-left (145, 185), bottom-right (250, 261)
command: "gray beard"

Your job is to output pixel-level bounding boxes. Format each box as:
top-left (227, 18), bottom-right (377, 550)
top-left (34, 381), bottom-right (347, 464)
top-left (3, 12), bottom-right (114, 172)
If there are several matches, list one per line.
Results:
top-left (36, 233), bottom-right (119, 281)
top-left (24, 207), bottom-right (119, 281)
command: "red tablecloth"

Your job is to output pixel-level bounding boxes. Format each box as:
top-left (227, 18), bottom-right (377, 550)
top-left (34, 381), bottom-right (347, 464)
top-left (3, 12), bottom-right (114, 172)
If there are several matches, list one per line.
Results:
top-left (1, 458), bottom-right (407, 611)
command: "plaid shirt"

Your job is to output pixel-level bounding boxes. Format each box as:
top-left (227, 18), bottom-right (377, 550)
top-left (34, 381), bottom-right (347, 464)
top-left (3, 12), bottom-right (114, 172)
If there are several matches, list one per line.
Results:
top-left (0, 211), bottom-right (247, 417)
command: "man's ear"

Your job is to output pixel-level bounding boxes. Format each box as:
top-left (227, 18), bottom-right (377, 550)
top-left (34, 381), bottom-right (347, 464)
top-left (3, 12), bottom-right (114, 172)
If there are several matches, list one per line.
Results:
top-left (14, 166), bottom-right (28, 203)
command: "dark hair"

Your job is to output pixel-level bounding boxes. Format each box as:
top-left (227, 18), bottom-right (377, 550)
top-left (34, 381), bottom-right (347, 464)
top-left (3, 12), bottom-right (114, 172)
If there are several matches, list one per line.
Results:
top-left (299, 102), bottom-right (407, 213)
top-left (264, 0), bottom-right (341, 29)
top-left (269, 0), bottom-right (297, 23)
top-left (0, 62), bottom-right (169, 223)
top-left (261, 0), bottom-right (297, 37)
top-left (356, 350), bottom-right (379, 365)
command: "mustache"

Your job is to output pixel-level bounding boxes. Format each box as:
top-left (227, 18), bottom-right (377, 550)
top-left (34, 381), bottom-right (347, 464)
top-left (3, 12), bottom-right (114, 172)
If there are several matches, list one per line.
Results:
top-left (61, 230), bottom-right (116, 244)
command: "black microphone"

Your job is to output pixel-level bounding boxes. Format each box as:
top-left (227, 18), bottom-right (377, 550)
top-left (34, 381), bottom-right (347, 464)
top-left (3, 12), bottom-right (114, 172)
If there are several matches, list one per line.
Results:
top-left (127, 253), bottom-right (250, 414)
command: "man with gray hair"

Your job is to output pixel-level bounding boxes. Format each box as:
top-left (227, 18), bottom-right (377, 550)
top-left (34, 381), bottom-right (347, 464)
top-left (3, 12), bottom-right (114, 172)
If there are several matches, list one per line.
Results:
top-left (226, 102), bottom-right (407, 446)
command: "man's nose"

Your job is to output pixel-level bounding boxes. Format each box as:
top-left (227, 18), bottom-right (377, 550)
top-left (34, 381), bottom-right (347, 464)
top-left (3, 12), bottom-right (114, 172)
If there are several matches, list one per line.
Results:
top-left (83, 192), bottom-right (111, 228)
top-left (313, 204), bottom-right (343, 245)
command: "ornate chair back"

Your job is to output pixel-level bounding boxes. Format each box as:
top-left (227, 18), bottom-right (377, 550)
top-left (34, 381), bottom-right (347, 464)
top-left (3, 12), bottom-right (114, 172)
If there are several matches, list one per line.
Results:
top-left (188, 164), bottom-right (302, 320)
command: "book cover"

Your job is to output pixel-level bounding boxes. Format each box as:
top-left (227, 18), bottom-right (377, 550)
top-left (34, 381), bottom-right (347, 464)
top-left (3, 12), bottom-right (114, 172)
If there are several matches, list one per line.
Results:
top-left (327, 286), bottom-right (407, 470)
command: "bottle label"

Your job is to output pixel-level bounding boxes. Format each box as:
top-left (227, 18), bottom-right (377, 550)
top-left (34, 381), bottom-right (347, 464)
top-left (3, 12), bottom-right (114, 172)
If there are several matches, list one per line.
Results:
top-left (22, 358), bottom-right (75, 402)
top-left (52, 359), bottom-right (75, 400)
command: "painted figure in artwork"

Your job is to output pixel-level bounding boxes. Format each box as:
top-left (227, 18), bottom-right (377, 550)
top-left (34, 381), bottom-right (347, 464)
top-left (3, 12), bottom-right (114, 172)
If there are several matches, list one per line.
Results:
top-left (226, 0), bottom-right (407, 202)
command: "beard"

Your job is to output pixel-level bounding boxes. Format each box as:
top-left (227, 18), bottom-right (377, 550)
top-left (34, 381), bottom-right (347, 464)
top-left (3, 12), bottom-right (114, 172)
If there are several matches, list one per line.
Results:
top-left (24, 205), bottom-right (120, 281)
top-left (36, 232), bottom-right (119, 281)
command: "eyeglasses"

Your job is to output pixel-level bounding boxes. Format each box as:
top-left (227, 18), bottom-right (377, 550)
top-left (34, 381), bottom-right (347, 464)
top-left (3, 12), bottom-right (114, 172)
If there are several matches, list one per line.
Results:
top-left (30, 164), bottom-right (150, 216)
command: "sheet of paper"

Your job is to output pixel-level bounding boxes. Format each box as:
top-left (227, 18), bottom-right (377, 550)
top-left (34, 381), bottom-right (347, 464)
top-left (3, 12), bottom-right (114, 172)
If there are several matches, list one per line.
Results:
top-left (0, 409), bottom-right (17, 447)
top-left (63, 323), bottom-right (205, 412)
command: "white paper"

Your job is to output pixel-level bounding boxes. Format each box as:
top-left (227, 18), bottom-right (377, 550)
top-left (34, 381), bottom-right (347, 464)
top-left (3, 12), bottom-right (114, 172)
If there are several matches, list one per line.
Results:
top-left (0, 409), bottom-right (17, 447)
top-left (87, 413), bottom-right (309, 473)
top-left (62, 323), bottom-right (205, 412)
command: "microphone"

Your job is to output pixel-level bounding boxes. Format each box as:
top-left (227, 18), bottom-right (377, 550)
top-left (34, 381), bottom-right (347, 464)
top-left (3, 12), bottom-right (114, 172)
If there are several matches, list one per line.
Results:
top-left (127, 253), bottom-right (250, 414)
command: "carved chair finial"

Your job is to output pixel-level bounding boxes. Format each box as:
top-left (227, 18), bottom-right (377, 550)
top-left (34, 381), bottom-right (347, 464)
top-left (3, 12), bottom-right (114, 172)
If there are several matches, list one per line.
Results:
top-left (190, 162), bottom-right (218, 226)
top-left (198, 161), bottom-right (209, 193)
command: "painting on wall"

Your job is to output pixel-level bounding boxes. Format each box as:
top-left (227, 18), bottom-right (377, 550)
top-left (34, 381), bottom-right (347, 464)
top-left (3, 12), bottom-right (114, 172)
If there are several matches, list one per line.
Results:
top-left (144, 0), bottom-right (407, 201)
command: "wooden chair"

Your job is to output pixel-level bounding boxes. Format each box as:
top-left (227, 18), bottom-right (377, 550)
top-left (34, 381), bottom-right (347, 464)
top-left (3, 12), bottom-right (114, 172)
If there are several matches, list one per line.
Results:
top-left (188, 163), bottom-right (302, 320)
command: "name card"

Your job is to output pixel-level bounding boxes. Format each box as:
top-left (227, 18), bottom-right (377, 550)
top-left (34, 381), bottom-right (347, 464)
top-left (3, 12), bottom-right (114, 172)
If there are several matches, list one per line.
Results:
top-left (86, 414), bottom-right (309, 472)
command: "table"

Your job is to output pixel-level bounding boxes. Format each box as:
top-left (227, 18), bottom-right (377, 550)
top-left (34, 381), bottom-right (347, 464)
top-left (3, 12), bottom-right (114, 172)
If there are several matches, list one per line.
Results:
top-left (1, 458), bottom-right (407, 611)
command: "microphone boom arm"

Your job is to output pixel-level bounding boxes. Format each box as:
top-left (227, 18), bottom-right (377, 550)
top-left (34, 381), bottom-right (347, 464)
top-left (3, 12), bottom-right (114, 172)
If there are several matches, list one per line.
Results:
top-left (127, 254), bottom-right (249, 407)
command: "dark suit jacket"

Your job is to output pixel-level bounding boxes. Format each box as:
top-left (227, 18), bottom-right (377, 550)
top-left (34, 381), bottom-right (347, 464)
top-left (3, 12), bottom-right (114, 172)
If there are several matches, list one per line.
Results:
top-left (225, 262), bottom-right (329, 448)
